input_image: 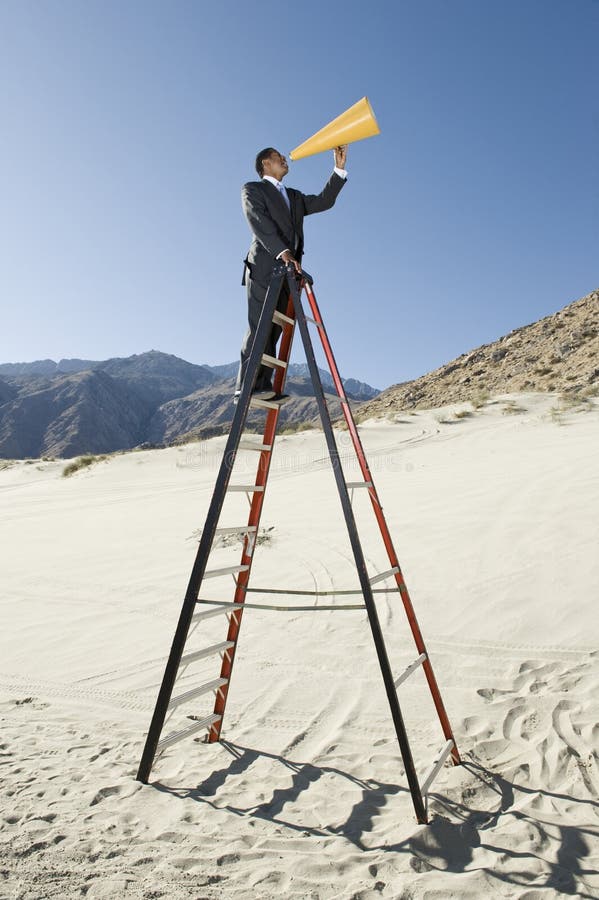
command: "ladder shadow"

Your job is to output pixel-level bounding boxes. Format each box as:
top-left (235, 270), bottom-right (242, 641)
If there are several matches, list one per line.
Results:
top-left (152, 739), bottom-right (408, 844)
top-left (151, 747), bottom-right (598, 896)
top-left (389, 759), bottom-right (598, 897)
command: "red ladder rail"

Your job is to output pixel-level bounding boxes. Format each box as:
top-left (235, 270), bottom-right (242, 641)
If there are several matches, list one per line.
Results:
top-left (302, 278), bottom-right (460, 765)
top-left (208, 296), bottom-right (296, 742)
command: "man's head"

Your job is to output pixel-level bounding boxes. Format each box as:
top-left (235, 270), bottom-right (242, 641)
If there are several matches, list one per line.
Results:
top-left (255, 148), bottom-right (289, 181)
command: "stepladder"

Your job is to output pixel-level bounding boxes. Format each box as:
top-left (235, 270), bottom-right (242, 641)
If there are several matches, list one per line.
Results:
top-left (137, 262), bottom-right (460, 824)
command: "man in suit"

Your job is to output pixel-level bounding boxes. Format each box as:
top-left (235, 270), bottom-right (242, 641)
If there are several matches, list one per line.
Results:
top-left (235, 145), bottom-right (348, 401)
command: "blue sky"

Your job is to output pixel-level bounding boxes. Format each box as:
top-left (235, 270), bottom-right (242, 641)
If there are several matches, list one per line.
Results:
top-left (0, 0), bottom-right (596, 389)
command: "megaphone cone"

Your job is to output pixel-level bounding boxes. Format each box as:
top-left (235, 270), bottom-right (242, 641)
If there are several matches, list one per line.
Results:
top-left (289, 97), bottom-right (380, 161)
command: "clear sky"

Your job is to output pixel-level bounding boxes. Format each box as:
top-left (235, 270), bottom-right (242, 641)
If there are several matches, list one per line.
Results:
top-left (0, 0), bottom-right (596, 389)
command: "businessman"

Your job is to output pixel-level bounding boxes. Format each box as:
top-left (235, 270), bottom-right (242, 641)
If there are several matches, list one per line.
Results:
top-left (235, 145), bottom-right (348, 401)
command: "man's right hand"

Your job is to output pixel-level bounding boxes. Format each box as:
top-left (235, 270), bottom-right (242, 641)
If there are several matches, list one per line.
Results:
top-left (280, 249), bottom-right (302, 274)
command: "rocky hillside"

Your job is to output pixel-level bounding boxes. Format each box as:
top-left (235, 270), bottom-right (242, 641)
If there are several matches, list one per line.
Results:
top-left (0, 351), bottom-right (378, 458)
top-left (148, 377), bottom-right (357, 445)
top-left (356, 288), bottom-right (598, 419)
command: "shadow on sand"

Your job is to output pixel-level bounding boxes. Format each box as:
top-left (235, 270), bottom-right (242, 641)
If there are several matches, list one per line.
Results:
top-left (152, 743), bottom-right (598, 896)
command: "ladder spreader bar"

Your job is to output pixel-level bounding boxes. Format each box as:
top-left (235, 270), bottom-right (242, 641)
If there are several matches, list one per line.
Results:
top-left (420, 740), bottom-right (455, 796)
top-left (369, 567), bottom-right (400, 585)
top-left (196, 599), bottom-right (366, 612)
top-left (305, 315), bottom-right (323, 328)
top-left (245, 586), bottom-right (399, 596)
top-left (157, 713), bottom-right (221, 752)
top-left (204, 564), bottom-right (250, 579)
top-left (227, 485), bottom-right (265, 493)
top-left (168, 677), bottom-right (228, 710)
top-left (261, 353), bottom-right (287, 369)
top-left (346, 481), bottom-right (373, 489)
top-left (394, 653), bottom-right (427, 688)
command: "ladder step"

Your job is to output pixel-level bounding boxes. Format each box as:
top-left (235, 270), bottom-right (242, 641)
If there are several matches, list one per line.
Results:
top-left (346, 481), bottom-right (373, 489)
top-left (227, 484), bottom-right (265, 493)
top-left (180, 641), bottom-right (235, 667)
top-left (261, 353), bottom-right (287, 369)
top-left (238, 440), bottom-right (273, 452)
top-left (204, 564), bottom-right (250, 579)
top-left (369, 567), bottom-right (400, 585)
top-left (249, 397), bottom-right (286, 410)
top-left (157, 713), bottom-right (221, 752)
top-left (191, 605), bottom-right (238, 624)
top-left (272, 310), bottom-right (295, 326)
top-left (214, 525), bottom-right (258, 535)
top-left (304, 315), bottom-right (323, 329)
top-left (168, 677), bottom-right (229, 710)
top-left (394, 653), bottom-right (427, 688)
top-left (420, 740), bottom-right (455, 796)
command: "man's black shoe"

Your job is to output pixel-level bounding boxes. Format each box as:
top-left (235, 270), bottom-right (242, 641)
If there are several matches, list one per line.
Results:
top-left (271, 393), bottom-right (290, 404)
top-left (252, 388), bottom-right (277, 401)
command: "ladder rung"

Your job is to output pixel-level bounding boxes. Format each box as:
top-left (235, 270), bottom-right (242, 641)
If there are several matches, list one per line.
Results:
top-left (249, 397), bottom-right (284, 410)
top-left (238, 440), bottom-right (272, 452)
top-left (191, 605), bottom-right (231, 623)
top-left (346, 481), bottom-right (373, 489)
top-left (272, 310), bottom-right (294, 326)
top-left (180, 641), bottom-right (235, 667)
top-left (204, 564), bottom-right (249, 579)
top-left (227, 484), bottom-right (265, 493)
top-left (261, 353), bottom-right (287, 369)
top-left (394, 653), bottom-right (427, 688)
top-left (168, 677), bottom-right (228, 710)
top-left (215, 525), bottom-right (258, 535)
top-left (420, 740), bottom-right (455, 796)
top-left (157, 713), bottom-right (221, 752)
top-left (369, 567), bottom-right (400, 585)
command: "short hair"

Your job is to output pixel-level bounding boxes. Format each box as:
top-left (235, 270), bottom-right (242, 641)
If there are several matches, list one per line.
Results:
top-left (255, 147), bottom-right (277, 177)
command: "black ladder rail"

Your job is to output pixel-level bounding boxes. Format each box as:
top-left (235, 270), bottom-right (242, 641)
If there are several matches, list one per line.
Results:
top-left (136, 264), bottom-right (287, 784)
top-left (287, 270), bottom-right (428, 824)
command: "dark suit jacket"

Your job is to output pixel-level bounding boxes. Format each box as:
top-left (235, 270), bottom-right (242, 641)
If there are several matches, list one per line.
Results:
top-left (241, 172), bottom-right (346, 287)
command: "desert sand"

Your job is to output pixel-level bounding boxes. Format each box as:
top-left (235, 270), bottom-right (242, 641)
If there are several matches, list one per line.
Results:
top-left (1, 392), bottom-right (598, 899)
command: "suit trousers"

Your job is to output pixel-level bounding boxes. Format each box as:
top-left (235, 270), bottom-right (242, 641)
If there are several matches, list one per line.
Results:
top-left (235, 272), bottom-right (291, 393)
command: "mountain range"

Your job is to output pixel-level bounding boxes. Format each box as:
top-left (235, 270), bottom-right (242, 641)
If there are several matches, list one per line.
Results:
top-left (2, 287), bottom-right (596, 459)
top-left (0, 353), bottom-right (379, 459)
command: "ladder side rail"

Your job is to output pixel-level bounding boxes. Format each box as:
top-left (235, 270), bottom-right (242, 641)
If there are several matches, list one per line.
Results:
top-left (290, 271), bottom-right (428, 825)
top-left (302, 278), bottom-right (460, 765)
top-left (209, 289), bottom-right (296, 742)
top-left (136, 266), bottom-right (287, 783)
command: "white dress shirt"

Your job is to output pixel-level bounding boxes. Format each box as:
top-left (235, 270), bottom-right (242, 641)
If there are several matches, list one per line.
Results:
top-left (262, 168), bottom-right (348, 258)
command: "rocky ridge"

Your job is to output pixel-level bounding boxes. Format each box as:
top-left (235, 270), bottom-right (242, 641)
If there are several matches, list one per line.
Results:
top-left (0, 351), bottom-right (378, 459)
top-left (356, 289), bottom-right (598, 420)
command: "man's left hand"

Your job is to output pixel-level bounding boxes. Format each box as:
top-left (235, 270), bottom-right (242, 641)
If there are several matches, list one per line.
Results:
top-left (334, 145), bottom-right (348, 169)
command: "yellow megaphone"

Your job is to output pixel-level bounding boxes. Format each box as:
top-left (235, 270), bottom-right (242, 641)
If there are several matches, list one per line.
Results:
top-left (289, 97), bottom-right (380, 161)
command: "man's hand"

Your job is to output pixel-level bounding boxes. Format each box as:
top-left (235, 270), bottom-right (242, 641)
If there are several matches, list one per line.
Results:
top-left (280, 249), bottom-right (302, 274)
top-left (334, 145), bottom-right (348, 169)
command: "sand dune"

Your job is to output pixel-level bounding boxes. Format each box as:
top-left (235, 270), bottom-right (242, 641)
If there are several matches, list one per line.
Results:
top-left (1, 393), bottom-right (598, 898)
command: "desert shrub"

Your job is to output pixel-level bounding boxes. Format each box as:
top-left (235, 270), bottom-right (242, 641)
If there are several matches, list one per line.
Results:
top-left (471, 388), bottom-right (490, 409)
top-left (62, 455), bottom-right (107, 477)
top-left (502, 401), bottom-right (526, 415)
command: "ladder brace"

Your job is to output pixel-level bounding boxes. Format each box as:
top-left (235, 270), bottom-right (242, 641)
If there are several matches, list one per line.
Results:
top-left (394, 653), bottom-right (427, 688)
top-left (420, 739), bottom-right (455, 797)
